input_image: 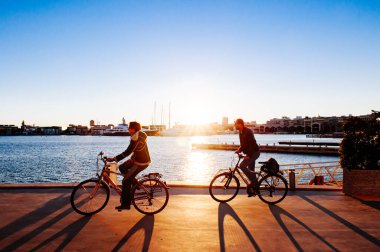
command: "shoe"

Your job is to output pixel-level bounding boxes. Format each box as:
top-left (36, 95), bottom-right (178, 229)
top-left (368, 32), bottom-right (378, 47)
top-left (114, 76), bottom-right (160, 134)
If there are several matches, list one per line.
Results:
top-left (247, 187), bottom-right (256, 197)
top-left (115, 205), bottom-right (131, 211)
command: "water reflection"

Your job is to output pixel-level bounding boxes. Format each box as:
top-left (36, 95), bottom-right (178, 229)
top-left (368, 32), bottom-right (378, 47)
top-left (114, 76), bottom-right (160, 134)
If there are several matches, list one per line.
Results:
top-left (185, 151), bottom-right (211, 182)
top-left (0, 135), bottom-right (339, 183)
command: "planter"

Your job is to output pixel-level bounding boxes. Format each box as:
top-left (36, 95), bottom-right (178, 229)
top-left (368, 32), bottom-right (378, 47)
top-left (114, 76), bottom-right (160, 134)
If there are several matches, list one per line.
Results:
top-left (343, 168), bottom-right (380, 196)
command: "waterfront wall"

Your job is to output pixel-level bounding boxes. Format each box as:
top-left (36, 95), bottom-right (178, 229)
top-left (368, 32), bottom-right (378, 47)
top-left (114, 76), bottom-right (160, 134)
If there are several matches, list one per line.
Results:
top-left (192, 143), bottom-right (339, 156)
top-left (343, 168), bottom-right (380, 196)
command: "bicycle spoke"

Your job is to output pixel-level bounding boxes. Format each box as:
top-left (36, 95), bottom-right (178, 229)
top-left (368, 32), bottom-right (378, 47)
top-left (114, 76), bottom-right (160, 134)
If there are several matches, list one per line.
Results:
top-left (258, 174), bottom-right (288, 204)
top-left (132, 178), bottom-right (169, 214)
top-left (71, 179), bottom-right (110, 215)
top-left (209, 173), bottom-right (240, 203)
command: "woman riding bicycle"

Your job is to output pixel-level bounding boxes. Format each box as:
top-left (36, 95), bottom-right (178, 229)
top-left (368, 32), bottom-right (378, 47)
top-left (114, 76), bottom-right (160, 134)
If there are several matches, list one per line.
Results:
top-left (107, 121), bottom-right (151, 210)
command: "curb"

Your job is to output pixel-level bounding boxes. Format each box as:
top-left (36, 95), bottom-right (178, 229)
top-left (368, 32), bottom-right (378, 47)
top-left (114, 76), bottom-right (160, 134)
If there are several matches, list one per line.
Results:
top-left (0, 182), bottom-right (342, 191)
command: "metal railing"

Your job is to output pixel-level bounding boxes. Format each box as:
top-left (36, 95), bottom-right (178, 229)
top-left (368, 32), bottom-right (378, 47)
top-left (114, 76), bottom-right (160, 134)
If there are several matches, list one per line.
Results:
top-left (280, 161), bottom-right (342, 185)
top-left (214, 161), bottom-right (342, 188)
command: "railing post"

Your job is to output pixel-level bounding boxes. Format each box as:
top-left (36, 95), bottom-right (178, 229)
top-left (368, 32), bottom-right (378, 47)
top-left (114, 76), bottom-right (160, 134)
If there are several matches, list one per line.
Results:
top-left (289, 169), bottom-right (296, 191)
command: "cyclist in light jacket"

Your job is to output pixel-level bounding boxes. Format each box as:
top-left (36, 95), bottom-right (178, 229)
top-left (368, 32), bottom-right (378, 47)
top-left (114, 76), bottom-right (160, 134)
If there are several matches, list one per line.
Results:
top-left (108, 121), bottom-right (151, 210)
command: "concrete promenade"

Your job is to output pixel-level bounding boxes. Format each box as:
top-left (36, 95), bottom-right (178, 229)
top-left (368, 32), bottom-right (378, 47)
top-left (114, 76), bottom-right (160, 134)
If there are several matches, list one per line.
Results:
top-left (0, 187), bottom-right (379, 251)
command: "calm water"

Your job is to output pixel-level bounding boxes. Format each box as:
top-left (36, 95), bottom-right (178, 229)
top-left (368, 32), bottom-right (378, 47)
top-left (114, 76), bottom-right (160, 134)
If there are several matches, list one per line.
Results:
top-left (0, 135), bottom-right (340, 183)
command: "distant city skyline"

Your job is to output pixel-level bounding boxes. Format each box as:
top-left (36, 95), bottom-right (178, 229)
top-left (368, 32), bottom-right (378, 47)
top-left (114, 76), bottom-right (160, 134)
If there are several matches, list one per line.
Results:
top-left (1, 1), bottom-right (379, 127)
top-left (4, 110), bottom-right (375, 129)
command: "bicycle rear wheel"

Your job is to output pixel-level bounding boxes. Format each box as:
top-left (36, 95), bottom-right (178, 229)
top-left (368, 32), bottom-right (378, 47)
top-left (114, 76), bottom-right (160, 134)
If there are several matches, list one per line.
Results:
top-left (257, 174), bottom-right (288, 204)
top-left (71, 179), bottom-right (110, 215)
top-left (209, 172), bottom-right (240, 203)
top-left (132, 178), bottom-right (169, 215)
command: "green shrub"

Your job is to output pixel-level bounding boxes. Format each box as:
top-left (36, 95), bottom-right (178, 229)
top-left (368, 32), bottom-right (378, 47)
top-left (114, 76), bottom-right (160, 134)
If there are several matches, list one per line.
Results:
top-left (339, 111), bottom-right (380, 170)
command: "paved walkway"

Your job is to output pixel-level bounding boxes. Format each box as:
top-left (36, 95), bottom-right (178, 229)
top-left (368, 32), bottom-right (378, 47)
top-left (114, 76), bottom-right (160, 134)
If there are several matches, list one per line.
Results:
top-left (0, 188), bottom-right (379, 251)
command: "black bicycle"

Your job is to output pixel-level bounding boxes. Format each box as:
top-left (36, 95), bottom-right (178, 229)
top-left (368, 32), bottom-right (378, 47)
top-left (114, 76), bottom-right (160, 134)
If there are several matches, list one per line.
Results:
top-left (209, 154), bottom-right (288, 204)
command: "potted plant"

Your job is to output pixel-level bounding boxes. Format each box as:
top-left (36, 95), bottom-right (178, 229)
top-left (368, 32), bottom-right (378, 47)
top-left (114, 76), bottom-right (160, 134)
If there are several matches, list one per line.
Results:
top-left (340, 111), bottom-right (380, 196)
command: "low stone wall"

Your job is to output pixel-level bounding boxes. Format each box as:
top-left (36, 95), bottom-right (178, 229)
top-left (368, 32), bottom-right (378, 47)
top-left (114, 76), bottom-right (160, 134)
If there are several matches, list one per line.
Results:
top-left (343, 168), bottom-right (380, 196)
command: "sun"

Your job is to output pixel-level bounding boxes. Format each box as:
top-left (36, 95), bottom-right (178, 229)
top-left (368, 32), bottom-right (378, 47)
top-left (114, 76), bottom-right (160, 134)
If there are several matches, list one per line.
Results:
top-left (183, 103), bottom-right (214, 125)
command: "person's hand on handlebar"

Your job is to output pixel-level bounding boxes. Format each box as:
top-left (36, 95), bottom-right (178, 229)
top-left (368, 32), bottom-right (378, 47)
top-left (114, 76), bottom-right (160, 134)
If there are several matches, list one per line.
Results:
top-left (106, 157), bottom-right (116, 162)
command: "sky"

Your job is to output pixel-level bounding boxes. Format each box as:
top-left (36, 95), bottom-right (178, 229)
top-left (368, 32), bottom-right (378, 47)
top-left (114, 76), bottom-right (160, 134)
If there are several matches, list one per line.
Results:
top-left (0, 0), bottom-right (379, 127)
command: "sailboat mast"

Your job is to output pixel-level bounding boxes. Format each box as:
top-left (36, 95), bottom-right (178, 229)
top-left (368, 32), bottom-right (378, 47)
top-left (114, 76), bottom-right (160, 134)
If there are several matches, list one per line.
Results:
top-left (168, 102), bottom-right (171, 129)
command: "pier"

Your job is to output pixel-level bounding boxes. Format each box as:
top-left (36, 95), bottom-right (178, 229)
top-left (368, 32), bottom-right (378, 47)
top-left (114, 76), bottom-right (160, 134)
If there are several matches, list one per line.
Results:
top-left (192, 143), bottom-right (339, 156)
top-left (278, 141), bottom-right (340, 147)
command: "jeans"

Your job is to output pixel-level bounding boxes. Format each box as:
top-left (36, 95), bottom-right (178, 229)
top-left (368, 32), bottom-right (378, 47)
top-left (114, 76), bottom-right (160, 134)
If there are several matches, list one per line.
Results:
top-left (239, 152), bottom-right (260, 186)
top-left (119, 160), bottom-right (148, 206)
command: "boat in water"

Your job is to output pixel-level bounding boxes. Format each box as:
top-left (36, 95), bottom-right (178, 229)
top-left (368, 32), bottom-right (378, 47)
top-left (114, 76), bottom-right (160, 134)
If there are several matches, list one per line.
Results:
top-left (103, 123), bottom-right (130, 136)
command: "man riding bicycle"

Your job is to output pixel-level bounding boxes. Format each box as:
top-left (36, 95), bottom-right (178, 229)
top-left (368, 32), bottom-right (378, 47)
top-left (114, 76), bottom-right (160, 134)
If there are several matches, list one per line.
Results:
top-left (107, 121), bottom-right (151, 210)
top-left (234, 118), bottom-right (260, 197)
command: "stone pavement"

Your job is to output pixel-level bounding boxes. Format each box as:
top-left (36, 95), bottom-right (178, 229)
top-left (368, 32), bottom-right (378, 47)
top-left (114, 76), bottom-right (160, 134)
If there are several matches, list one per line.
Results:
top-left (0, 187), bottom-right (379, 251)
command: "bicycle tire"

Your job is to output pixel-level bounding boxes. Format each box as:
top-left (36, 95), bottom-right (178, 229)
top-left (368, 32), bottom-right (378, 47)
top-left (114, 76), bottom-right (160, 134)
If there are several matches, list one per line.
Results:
top-left (71, 178), bottom-right (110, 215)
top-left (257, 174), bottom-right (288, 204)
top-left (132, 178), bottom-right (169, 215)
top-left (209, 172), bottom-right (240, 203)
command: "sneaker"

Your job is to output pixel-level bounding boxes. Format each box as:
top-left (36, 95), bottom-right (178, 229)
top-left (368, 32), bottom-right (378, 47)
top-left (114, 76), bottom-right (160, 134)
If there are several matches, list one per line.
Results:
top-left (115, 205), bottom-right (131, 211)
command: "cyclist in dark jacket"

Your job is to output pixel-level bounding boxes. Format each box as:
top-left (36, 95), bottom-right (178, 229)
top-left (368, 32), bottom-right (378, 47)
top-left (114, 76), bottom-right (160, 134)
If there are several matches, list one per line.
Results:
top-left (234, 118), bottom-right (260, 196)
top-left (108, 121), bottom-right (151, 210)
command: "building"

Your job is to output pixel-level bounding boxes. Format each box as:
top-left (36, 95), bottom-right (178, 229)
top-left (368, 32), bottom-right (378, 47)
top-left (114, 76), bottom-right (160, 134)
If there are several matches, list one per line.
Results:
top-left (39, 126), bottom-right (62, 135)
top-left (0, 125), bottom-right (19, 136)
top-left (258, 113), bottom-right (373, 134)
top-left (66, 124), bottom-right (89, 135)
top-left (90, 125), bottom-right (112, 135)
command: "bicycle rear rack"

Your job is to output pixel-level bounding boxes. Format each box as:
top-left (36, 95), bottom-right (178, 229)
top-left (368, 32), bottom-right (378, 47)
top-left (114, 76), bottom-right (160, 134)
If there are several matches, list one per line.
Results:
top-left (141, 173), bottom-right (170, 189)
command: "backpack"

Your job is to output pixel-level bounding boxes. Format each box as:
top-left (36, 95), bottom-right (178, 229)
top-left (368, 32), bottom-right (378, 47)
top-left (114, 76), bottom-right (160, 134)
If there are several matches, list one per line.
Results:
top-left (260, 158), bottom-right (280, 175)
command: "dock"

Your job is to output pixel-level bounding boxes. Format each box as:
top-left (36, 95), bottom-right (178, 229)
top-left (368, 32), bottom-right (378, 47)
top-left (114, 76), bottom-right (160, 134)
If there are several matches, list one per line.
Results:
top-left (278, 141), bottom-right (340, 147)
top-left (192, 143), bottom-right (339, 156)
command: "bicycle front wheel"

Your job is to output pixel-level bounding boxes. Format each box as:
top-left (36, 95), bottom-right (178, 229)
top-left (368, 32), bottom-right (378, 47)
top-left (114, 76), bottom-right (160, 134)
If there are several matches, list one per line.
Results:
top-left (209, 172), bottom-right (240, 203)
top-left (258, 174), bottom-right (288, 204)
top-left (132, 178), bottom-right (169, 215)
top-left (71, 179), bottom-right (110, 215)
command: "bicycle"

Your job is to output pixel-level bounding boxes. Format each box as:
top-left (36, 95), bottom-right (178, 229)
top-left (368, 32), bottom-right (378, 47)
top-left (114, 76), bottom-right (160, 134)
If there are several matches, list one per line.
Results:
top-left (209, 154), bottom-right (288, 204)
top-left (71, 151), bottom-right (170, 215)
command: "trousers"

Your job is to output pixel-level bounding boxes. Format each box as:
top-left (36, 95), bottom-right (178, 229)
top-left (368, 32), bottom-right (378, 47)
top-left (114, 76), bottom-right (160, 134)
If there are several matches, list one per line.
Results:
top-left (239, 152), bottom-right (260, 186)
top-left (119, 159), bottom-right (148, 206)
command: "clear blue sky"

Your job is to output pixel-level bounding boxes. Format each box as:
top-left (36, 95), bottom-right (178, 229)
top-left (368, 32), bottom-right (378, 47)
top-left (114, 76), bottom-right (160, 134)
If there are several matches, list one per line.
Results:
top-left (1, 0), bottom-right (379, 127)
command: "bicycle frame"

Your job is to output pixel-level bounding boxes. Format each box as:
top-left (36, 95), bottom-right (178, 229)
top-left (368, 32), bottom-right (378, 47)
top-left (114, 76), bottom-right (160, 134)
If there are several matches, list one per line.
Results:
top-left (229, 155), bottom-right (264, 186)
top-left (96, 154), bottom-right (156, 201)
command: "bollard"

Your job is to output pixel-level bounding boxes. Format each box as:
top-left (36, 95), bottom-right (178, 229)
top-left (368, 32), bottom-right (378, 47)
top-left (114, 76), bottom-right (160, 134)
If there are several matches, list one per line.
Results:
top-left (289, 169), bottom-right (296, 191)
top-left (108, 163), bottom-right (118, 184)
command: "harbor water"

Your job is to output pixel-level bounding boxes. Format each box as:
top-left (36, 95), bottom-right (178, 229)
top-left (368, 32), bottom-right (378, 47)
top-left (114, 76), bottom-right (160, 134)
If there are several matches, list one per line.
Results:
top-left (0, 135), bottom-right (340, 184)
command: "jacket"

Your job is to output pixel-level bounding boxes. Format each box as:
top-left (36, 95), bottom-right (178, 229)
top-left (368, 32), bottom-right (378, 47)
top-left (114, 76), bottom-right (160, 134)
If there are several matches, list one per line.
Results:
top-left (238, 126), bottom-right (260, 158)
top-left (115, 130), bottom-right (151, 166)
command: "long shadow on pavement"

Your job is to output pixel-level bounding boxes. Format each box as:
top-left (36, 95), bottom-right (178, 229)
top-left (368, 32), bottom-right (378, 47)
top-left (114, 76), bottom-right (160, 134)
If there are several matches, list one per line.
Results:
top-left (299, 194), bottom-right (380, 247)
top-left (218, 203), bottom-right (261, 252)
top-left (30, 216), bottom-right (91, 251)
top-left (112, 215), bottom-right (155, 252)
top-left (0, 195), bottom-right (81, 251)
top-left (269, 204), bottom-right (338, 251)
top-left (0, 194), bottom-right (69, 241)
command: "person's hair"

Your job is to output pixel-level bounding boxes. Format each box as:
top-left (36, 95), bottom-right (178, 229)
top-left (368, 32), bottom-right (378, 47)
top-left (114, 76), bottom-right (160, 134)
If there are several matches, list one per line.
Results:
top-left (235, 118), bottom-right (244, 126)
top-left (129, 121), bottom-right (141, 131)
